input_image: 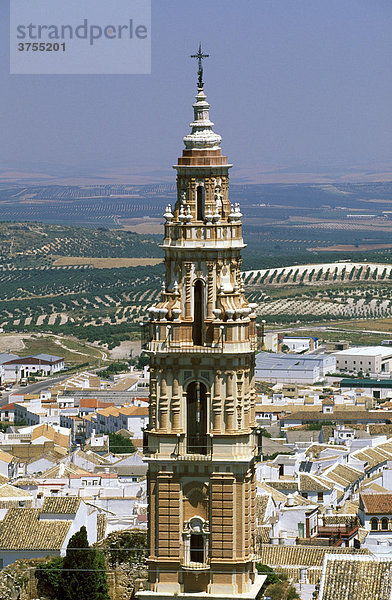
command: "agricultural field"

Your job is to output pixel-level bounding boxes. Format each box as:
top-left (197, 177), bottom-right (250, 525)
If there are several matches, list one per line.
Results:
top-left (0, 180), bottom-right (390, 349)
top-left (245, 262), bottom-right (392, 325)
top-left (53, 257), bottom-right (162, 268)
top-left (0, 222), bottom-right (160, 269)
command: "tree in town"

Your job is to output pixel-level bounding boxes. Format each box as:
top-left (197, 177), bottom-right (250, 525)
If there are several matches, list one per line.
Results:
top-left (59, 526), bottom-right (110, 600)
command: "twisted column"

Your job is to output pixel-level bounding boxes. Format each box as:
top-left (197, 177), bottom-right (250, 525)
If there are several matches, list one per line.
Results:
top-left (207, 262), bottom-right (214, 320)
top-left (184, 262), bottom-right (192, 319)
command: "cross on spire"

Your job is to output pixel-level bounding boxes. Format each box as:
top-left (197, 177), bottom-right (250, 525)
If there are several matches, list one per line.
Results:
top-left (191, 43), bottom-right (209, 89)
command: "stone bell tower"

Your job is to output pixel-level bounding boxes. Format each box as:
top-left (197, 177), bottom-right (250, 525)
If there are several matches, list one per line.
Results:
top-left (139, 47), bottom-right (264, 600)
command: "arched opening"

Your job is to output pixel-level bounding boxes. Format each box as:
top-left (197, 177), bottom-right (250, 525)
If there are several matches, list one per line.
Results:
top-left (192, 280), bottom-right (203, 346)
top-left (382, 518), bottom-right (389, 531)
top-left (186, 381), bottom-right (207, 454)
top-left (190, 533), bottom-right (204, 563)
top-left (371, 518), bottom-right (379, 531)
top-left (196, 185), bottom-right (204, 221)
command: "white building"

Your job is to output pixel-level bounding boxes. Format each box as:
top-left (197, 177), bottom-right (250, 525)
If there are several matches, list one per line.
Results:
top-left (14, 397), bottom-right (61, 427)
top-left (0, 353), bottom-right (64, 382)
top-left (255, 352), bottom-right (335, 384)
top-left (0, 497), bottom-right (99, 568)
top-left (282, 336), bottom-right (318, 353)
top-left (334, 346), bottom-right (392, 376)
top-left (264, 332), bottom-right (278, 352)
top-left (86, 404), bottom-right (149, 438)
top-left (359, 491), bottom-right (392, 551)
top-left (273, 495), bottom-right (319, 544)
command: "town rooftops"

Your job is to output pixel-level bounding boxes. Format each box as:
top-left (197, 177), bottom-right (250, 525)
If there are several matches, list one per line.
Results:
top-left (0, 507), bottom-right (72, 550)
top-left (360, 492), bottom-right (392, 515)
top-left (30, 423), bottom-right (69, 449)
top-left (0, 483), bottom-right (32, 499)
top-left (41, 497), bottom-right (81, 514)
top-left (299, 473), bottom-right (334, 492)
top-left (0, 353), bottom-right (19, 364)
top-left (0, 450), bottom-right (15, 463)
top-left (259, 544), bottom-right (368, 569)
top-left (255, 494), bottom-right (271, 523)
top-left (109, 376), bottom-right (138, 391)
top-left (0, 353), bottom-right (63, 365)
top-left (319, 554), bottom-right (392, 600)
top-left (79, 398), bottom-right (115, 409)
top-left (118, 406), bottom-right (149, 417)
top-left (281, 409), bottom-right (392, 422)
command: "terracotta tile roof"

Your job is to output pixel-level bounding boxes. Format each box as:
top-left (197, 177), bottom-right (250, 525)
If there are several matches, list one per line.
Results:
top-left (257, 482), bottom-right (287, 503)
top-left (324, 464), bottom-right (363, 488)
top-left (97, 513), bottom-right (107, 541)
top-left (266, 480), bottom-right (298, 491)
top-left (305, 444), bottom-right (348, 459)
top-left (0, 450), bottom-right (14, 463)
top-left (41, 497), bottom-right (81, 514)
top-left (259, 545), bottom-right (369, 569)
top-left (358, 527), bottom-right (369, 544)
top-left (76, 449), bottom-right (111, 466)
top-left (79, 398), bottom-right (115, 409)
top-left (0, 484), bottom-right (32, 499)
top-left (31, 424), bottom-right (69, 449)
top-left (255, 495), bottom-right (270, 523)
top-left (257, 525), bottom-right (271, 544)
top-left (283, 409), bottom-right (391, 422)
top-left (119, 406), bottom-right (149, 417)
top-left (109, 377), bottom-right (138, 391)
top-left (0, 508), bottom-right (71, 550)
top-left (1, 403), bottom-right (15, 411)
top-left (96, 406), bottom-right (120, 417)
top-left (299, 473), bottom-right (334, 492)
top-left (40, 463), bottom-right (90, 478)
top-left (323, 514), bottom-right (358, 525)
top-left (364, 482), bottom-right (389, 493)
top-left (319, 555), bottom-right (392, 600)
top-left (337, 500), bottom-right (359, 514)
top-left (360, 492), bottom-right (392, 515)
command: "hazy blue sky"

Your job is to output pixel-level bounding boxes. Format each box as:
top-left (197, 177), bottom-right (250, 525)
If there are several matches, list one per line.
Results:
top-left (1, 0), bottom-right (391, 184)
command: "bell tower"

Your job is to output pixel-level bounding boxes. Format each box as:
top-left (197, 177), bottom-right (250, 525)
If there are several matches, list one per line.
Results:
top-left (139, 47), bottom-right (264, 600)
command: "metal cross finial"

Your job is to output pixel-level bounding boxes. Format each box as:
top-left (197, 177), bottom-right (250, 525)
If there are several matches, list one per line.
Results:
top-left (191, 42), bottom-right (209, 89)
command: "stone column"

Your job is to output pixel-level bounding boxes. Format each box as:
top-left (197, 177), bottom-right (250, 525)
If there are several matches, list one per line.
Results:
top-left (171, 376), bottom-right (181, 431)
top-left (184, 262), bottom-right (192, 319)
top-left (236, 258), bottom-right (243, 290)
top-left (212, 370), bottom-right (222, 432)
top-left (249, 365), bottom-right (256, 426)
top-left (207, 262), bottom-right (214, 320)
top-left (159, 373), bottom-right (169, 431)
top-left (149, 369), bottom-right (157, 430)
top-left (243, 370), bottom-right (250, 429)
top-left (236, 370), bottom-right (243, 430)
top-left (225, 371), bottom-right (235, 431)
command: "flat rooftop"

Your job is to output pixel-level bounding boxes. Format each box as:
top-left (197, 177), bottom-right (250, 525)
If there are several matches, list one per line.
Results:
top-left (334, 346), bottom-right (392, 358)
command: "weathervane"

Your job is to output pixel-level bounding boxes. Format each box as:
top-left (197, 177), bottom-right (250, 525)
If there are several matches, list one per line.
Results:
top-left (191, 42), bottom-right (209, 89)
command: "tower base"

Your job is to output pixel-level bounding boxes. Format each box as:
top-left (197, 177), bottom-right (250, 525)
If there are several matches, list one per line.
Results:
top-left (138, 574), bottom-right (266, 600)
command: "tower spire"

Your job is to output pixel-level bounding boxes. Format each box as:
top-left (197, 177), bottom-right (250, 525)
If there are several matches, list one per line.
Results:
top-left (190, 42), bottom-right (209, 89)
